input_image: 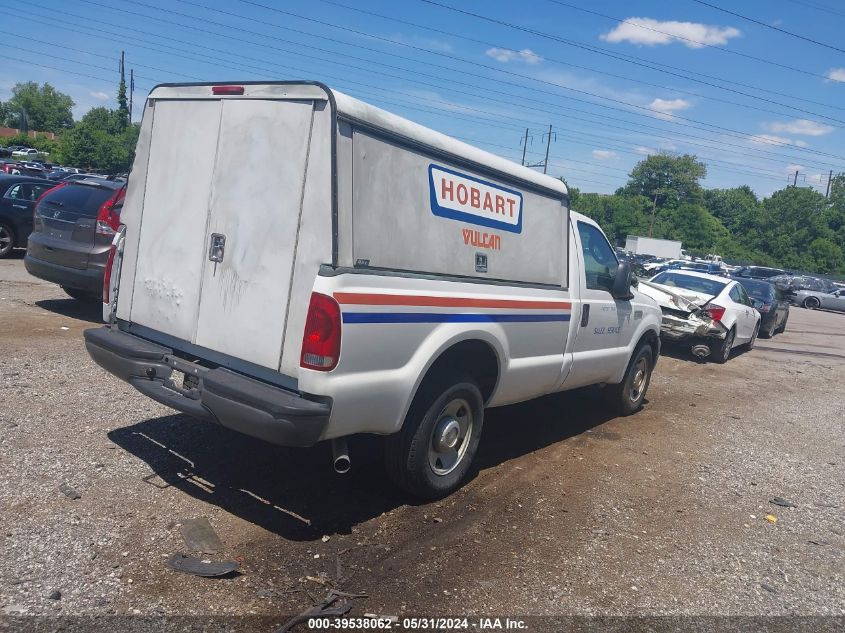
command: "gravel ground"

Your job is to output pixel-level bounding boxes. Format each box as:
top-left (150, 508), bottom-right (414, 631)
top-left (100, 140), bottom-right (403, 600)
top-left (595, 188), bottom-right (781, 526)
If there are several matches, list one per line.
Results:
top-left (1, 254), bottom-right (843, 629)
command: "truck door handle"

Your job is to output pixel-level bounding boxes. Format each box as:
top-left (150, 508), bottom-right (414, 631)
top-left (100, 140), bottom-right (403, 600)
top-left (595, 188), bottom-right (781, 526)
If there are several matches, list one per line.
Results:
top-left (208, 233), bottom-right (226, 263)
top-left (580, 304), bottom-right (590, 327)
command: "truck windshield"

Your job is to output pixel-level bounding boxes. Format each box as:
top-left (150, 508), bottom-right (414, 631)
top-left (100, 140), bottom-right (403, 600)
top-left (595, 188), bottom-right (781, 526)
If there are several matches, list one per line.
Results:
top-left (651, 272), bottom-right (727, 296)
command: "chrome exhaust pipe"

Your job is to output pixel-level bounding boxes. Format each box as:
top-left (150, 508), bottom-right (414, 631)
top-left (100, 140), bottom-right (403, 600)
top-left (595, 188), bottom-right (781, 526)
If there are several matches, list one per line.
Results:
top-left (331, 437), bottom-right (351, 474)
top-left (691, 344), bottom-right (711, 359)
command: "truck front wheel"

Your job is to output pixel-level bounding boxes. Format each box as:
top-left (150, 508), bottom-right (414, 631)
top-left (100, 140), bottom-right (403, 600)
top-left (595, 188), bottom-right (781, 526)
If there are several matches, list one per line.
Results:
top-left (385, 371), bottom-right (484, 499)
top-left (609, 344), bottom-right (653, 416)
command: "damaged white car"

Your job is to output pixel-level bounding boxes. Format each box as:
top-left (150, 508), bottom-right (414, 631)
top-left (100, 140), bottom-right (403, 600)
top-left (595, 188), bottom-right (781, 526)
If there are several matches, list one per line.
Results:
top-left (638, 270), bottom-right (761, 363)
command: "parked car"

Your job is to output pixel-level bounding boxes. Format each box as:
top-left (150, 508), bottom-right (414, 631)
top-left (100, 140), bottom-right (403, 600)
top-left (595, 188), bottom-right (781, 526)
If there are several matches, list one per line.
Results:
top-left (639, 270), bottom-right (761, 363)
top-left (0, 174), bottom-right (56, 258)
top-left (731, 277), bottom-right (789, 338)
top-left (24, 179), bottom-right (125, 298)
top-left (735, 266), bottom-right (787, 280)
top-left (11, 148), bottom-right (40, 158)
top-left (769, 274), bottom-right (837, 297)
top-left (792, 287), bottom-right (845, 312)
top-left (678, 261), bottom-right (724, 276)
top-left (0, 146), bottom-right (11, 158)
top-left (81, 80), bottom-right (663, 499)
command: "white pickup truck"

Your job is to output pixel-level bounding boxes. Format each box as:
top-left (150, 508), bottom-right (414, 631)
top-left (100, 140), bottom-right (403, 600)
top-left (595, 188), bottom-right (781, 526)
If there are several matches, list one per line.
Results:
top-left (84, 82), bottom-right (662, 498)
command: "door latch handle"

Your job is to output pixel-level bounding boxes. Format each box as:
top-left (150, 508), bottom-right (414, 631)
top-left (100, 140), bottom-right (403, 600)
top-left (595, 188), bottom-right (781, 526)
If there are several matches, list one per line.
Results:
top-left (580, 304), bottom-right (590, 327)
top-left (208, 233), bottom-right (225, 263)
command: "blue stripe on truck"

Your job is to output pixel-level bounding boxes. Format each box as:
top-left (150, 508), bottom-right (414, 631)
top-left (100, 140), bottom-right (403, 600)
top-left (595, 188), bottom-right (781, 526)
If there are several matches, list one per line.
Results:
top-left (342, 313), bottom-right (572, 324)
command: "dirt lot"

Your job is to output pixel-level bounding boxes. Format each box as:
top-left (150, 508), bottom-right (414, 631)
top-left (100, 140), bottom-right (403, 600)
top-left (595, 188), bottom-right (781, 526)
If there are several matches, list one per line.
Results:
top-left (1, 254), bottom-right (843, 628)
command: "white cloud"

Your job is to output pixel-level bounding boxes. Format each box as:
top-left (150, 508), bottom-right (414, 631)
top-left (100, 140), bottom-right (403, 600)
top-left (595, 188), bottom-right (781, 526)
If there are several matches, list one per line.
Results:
top-left (601, 17), bottom-right (741, 48)
top-left (766, 119), bottom-right (833, 136)
top-left (485, 47), bottom-right (543, 64)
top-left (648, 97), bottom-right (691, 120)
top-left (591, 149), bottom-right (618, 160)
top-left (826, 68), bottom-right (845, 82)
top-left (748, 134), bottom-right (809, 148)
top-left (785, 164), bottom-right (804, 173)
top-left (89, 91), bottom-right (110, 101)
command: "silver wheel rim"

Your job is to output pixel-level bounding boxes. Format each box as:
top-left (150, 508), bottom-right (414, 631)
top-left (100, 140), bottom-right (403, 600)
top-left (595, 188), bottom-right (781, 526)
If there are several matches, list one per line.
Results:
top-left (428, 397), bottom-right (473, 476)
top-left (629, 357), bottom-right (649, 403)
top-left (0, 226), bottom-right (12, 255)
top-left (723, 330), bottom-right (734, 360)
top-left (806, 298), bottom-right (819, 309)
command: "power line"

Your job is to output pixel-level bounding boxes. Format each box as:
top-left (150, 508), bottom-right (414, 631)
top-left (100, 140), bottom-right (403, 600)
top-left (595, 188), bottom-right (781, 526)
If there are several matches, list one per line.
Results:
top-left (16, 1), bottom-right (845, 175)
top-left (544, 0), bottom-right (841, 77)
top-left (194, 0), bottom-right (845, 124)
top-left (303, 0), bottom-right (845, 113)
top-left (691, 0), bottom-right (845, 54)
top-left (783, 0), bottom-right (845, 19)
top-left (154, 0), bottom-right (845, 126)
top-left (225, 0), bottom-right (845, 160)
top-left (49, 1), bottom-right (845, 170)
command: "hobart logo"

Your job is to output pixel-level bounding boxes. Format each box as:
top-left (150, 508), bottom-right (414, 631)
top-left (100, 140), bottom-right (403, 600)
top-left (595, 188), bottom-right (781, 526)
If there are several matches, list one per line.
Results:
top-left (429, 164), bottom-right (523, 234)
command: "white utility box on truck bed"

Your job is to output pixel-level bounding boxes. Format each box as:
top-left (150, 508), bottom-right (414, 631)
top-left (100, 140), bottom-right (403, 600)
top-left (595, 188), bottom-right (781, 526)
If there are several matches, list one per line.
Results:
top-left (85, 81), bottom-right (662, 498)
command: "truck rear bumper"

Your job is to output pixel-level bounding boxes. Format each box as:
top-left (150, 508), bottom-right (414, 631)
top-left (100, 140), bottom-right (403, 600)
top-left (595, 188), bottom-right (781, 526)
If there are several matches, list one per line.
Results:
top-left (84, 326), bottom-right (330, 447)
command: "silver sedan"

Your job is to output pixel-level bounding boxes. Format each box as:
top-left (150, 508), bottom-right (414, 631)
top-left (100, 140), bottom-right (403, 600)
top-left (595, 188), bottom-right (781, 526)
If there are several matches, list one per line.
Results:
top-left (793, 288), bottom-right (845, 312)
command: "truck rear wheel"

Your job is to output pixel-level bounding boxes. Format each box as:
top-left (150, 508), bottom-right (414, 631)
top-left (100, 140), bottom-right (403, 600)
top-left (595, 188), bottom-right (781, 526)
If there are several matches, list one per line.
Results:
top-left (609, 344), bottom-right (653, 416)
top-left (385, 371), bottom-right (484, 499)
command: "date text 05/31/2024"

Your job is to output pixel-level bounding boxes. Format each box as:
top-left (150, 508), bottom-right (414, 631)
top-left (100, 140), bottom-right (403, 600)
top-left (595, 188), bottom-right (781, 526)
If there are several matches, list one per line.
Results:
top-left (307, 616), bottom-right (528, 629)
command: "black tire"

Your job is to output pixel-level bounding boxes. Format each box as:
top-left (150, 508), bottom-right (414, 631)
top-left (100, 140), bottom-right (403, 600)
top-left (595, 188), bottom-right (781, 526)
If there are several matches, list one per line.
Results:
top-left (0, 222), bottom-right (15, 258)
top-left (62, 286), bottom-right (98, 301)
top-left (710, 327), bottom-right (735, 364)
top-left (761, 321), bottom-right (776, 339)
top-left (745, 323), bottom-right (760, 350)
top-left (777, 313), bottom-right (788, 334)
top-left (608, 344), bottom-right (653, 416)
top-left (803, 296), bottom-right (820, 310)
top-left (384, 371), bottom-right (484, 499)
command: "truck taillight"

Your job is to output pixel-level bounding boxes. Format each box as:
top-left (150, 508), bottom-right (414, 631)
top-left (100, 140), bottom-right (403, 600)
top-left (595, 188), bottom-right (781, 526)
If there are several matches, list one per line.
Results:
top-left (300, 292), bottom-right (342, 371)
top-left (704, 303), bottom-right (726, 322)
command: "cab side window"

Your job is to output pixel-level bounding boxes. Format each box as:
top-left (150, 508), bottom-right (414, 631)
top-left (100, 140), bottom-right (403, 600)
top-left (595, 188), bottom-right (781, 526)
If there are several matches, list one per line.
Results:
top-left (577, 221), bottom-right (618, 293)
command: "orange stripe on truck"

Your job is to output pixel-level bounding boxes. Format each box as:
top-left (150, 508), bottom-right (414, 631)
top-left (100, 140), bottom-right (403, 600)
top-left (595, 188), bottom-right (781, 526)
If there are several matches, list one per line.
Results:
top-left (333, 292), bottom-right (571, 310)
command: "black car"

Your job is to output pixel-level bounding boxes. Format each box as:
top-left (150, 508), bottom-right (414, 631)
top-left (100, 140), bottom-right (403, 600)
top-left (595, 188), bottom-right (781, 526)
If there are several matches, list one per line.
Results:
top-left (731, 277), bottom-right (789, 338)
top-left (0, 174), bottom-right (56, 258)
top-left (25, 178), bottom-right (125, 298)
top-left (735, 265), bottom-right (787, 280)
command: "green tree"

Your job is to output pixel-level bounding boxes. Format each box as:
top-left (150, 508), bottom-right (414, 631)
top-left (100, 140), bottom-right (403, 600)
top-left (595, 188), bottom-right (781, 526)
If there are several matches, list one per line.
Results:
top-left (622, 153), bottom-right (707, 208)
top-left (6, 82), bottom-right (74, 132)
top-left (655, 203), bottom-right (728, 251)
top-left (117, 77), bottom-right (129, 129)
top-left (756, 187), bottom-right (833, 271)
top-left (57, 108), bottom-right (139, 173)
top-left (703, 185), bottom-right (760, 234)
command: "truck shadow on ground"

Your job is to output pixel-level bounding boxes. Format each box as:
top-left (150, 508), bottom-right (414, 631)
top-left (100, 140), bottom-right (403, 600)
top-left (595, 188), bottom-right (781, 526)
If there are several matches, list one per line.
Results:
top-left (108, 386), bottom-right (619, 542)
top-left (35, 298), bottom-right (102, 322)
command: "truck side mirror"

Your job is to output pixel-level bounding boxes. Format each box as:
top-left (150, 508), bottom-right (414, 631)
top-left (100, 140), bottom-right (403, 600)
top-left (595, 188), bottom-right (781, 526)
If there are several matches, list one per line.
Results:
top-left (611, 260), bottom-right (635, 301)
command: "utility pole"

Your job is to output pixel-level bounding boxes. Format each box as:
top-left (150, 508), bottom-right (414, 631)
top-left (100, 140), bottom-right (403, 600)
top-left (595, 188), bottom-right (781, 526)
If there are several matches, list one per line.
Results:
top-left (649, 191), bottom-right (659, 238)
top-left (825, 169), bottom-right (833, 199)
top-left (520, 127), bottom-right (529, 166)
top-left (542, 124), bottom-right (553, 174)
top-left (793, 170), bottom-right (799, 187)
top-left (129, 68), bottom-right (134, 123)
top-left (521, 125), bottom-right (555, 172)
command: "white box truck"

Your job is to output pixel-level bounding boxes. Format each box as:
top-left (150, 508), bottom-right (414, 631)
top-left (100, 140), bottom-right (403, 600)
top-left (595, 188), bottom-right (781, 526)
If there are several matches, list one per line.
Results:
top-left (625, 236), bottom-right (685, 260)
top-left (85, 81), bottom-right (662, 498)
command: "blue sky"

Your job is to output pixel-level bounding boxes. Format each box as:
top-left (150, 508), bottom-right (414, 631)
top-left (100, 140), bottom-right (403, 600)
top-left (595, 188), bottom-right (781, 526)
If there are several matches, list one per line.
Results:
top-left (2, 0), bottom-right (844, 197)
